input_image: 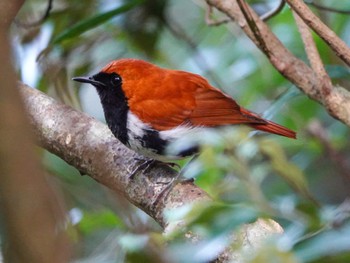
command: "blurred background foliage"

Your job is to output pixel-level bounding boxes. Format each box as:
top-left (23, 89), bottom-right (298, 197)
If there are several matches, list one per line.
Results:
top-left (10, 0), bottom-right (350, 262)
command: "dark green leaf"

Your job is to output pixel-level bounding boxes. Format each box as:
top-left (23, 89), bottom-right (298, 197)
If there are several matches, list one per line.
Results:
top-left (53, 0), bottom-right (144, 44)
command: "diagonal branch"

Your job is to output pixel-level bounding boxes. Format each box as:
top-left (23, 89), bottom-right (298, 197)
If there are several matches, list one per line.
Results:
top-left (293, 11), bottom-right (332, 97)
top-left (285, 0), bottom-right (350, 66)
top-left (237, 0), bottom-right (271, 58)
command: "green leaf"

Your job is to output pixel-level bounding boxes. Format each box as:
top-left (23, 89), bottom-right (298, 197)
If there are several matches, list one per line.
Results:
top-left (78, 209), bottom-right (125, 235)
top-left (53, 0), bottom-right (144, 44)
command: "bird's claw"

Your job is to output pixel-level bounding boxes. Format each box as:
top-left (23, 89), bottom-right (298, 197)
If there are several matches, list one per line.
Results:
top-left (129, 158), bottom-right (181, 179)
top-left (129, 158), bottom-right (156, 179)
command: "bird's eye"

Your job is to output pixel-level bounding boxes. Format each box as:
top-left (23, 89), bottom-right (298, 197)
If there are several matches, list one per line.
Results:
top-left (111, 74), bottom-right (121, 86)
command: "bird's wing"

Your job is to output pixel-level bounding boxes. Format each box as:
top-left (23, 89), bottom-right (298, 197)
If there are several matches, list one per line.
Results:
top-left (189, 80), bottom-right (265, 127)
top-left (127, 71), bottom-right (265, 131)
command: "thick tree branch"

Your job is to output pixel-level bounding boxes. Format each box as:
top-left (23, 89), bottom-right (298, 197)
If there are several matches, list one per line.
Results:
top-left (19, 83), bottom-right (283, 262)
top-left (206, 0), bottom-right (350, 127)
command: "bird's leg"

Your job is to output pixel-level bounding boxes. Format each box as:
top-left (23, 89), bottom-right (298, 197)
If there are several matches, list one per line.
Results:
top-left (154, 154), bottom-right (198, 186)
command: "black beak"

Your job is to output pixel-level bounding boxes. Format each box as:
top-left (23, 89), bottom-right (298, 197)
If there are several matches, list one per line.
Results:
top-left (72, 76), bottom-right (106, 87)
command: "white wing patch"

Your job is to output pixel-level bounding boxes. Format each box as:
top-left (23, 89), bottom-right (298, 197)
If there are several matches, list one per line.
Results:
top-left (159, 124), bottom-right (200, 142)
top-left (127, 111), bottom-right (165, 160)
top-left (127, 111), bottom-right (201, 161)
top-left (127, 111), bottom-right (148, 151)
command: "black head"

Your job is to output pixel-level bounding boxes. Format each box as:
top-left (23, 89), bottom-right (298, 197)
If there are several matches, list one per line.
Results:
top-left (73, 72), bottom-right (129, 145)
top-left (73, 72), bottom-right (126, 103)
top-left (73, 72), bottom-right (122, 90)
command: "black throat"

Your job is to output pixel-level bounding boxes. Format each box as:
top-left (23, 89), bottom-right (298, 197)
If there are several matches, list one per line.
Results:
top-left (93, 72), bottom-right (129, 146)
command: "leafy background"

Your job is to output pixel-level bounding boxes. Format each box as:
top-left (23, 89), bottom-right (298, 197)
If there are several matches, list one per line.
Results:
top-left (11, 0), bottom-right (350, 262)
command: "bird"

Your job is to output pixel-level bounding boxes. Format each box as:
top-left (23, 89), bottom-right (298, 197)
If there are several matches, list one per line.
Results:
top-left (73, 58), bottom-right (296, 162)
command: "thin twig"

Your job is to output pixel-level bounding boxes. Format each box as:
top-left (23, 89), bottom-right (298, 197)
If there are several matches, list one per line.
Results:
top-left (293, 11), bottom-right (332, 97)
top-left (261, 0), bottom-right (286, 21)
top-left (205, 5), bottom-right (231, 26)
top-left (237, 0), bottom-right (271, 58)
top-left (306, 0), bottom-right (350, 15)
top-left (285, 0), bottom-right (350, 67)
top-left (15, 0), bottom-right (53, 28)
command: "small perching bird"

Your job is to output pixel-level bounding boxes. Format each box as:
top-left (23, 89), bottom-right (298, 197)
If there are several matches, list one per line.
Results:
top-left (73, 59), bottom-right (296, 161)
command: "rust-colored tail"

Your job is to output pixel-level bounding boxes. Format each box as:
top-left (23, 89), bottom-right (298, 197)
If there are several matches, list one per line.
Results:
top-left (241, 108), bottom-right (296, 139)
top-left (249, 120), bottom-right (296, 139)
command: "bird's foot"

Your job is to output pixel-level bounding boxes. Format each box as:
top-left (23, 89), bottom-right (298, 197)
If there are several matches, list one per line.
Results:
top-left (129, 158), bottom-right (180, 179)
top-left (129, 158), bottom-right (155, 179)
